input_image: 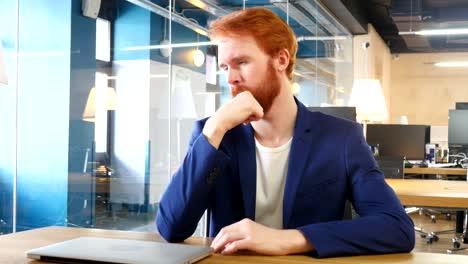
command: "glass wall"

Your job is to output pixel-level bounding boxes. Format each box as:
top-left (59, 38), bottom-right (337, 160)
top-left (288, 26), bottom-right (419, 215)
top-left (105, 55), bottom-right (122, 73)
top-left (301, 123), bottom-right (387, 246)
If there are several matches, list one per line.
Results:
top-left (0, 0), bottom-right (352, 235)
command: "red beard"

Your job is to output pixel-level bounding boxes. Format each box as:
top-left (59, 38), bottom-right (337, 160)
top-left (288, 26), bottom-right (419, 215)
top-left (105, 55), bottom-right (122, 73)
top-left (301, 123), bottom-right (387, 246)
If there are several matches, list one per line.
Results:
top-left (230, 60), bottom-right (281, 114)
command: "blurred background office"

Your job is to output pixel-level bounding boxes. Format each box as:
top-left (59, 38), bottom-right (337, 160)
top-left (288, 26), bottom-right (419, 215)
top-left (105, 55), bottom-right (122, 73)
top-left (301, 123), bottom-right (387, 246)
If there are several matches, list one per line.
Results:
top-left (0, 0), bottom-right (467, 246)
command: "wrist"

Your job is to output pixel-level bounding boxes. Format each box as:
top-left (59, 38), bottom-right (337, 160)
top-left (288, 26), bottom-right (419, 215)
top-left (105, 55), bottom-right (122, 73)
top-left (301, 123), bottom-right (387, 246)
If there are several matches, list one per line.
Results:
top-left (282, 229), bottom-right (314, 255)
top-left (202, 117), bottom-right (227, 149)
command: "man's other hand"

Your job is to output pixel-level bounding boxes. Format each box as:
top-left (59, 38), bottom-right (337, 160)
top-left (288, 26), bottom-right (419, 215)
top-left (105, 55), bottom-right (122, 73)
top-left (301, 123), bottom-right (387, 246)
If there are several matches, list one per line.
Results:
top-left (210, 218), bottom-right (314, 255)
top-left (202, 91), bottom-right (263, 149)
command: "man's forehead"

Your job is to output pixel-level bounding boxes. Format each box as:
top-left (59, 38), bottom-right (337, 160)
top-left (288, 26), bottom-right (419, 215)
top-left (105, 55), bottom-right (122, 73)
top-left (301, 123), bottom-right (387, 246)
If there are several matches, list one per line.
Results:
top-left (216, 35), bottom-right (259, 55)
top-left (214, 36), bottom-right (237, 47)
top-left (214, 34), bottom-right (256, 47)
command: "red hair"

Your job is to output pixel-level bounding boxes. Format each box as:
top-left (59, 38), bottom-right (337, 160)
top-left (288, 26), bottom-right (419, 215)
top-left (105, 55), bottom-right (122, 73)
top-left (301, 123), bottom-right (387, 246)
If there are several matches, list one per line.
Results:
top-left (209, 7), bottom-right (297, 80)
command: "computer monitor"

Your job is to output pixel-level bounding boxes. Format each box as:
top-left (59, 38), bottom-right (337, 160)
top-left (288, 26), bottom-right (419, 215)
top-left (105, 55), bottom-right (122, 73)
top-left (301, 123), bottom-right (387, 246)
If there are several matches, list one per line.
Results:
top-left (455, 102), bottom-right (468, 110)
top-left (307, 106), bottom-right (357, 122)
top-left (448, 110), bottom-right (468, 146)
top-left (366, 124), bottom-right (430, 161)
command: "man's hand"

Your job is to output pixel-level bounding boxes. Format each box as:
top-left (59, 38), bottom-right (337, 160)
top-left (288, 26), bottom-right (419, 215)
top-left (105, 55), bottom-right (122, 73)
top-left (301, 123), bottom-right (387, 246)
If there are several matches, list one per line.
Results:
top-left (202, 91), bottom-right (263, 149)
top-left (210, 218), bottom-right (314, 255)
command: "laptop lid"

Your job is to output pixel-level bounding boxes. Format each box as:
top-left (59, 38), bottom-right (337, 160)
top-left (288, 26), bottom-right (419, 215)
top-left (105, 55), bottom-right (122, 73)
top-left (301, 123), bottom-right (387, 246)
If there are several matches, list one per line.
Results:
top-left (26, 237), bottom-right (212, 264)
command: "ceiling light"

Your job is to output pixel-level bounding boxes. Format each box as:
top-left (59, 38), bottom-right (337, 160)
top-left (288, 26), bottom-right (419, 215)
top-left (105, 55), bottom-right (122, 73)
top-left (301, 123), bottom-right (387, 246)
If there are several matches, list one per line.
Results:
top-left (107, 74), bottom-right (168, 80)
top-left (193, 49), bottom-right (205, 67)
top-left (293, 71), bottom-right (304, 78)
top-left (122, 41), bottom-right (214, 51)
top-left (291, 82), bottom-right (301, 95)
top-left (183, 0), bottom-right (229, 17)
top-left (159, 39), bottom-right (171, 57)
top-left (434, 61), bottom-right (468, 67)
top-left (126, 0), bottom-right (208, 36)
top-left (399, 28), bottom-right (468, 36)
top-left (296, 36), bottom-right (348, 42)
top-left (418, 28), bottom-right (468, 36)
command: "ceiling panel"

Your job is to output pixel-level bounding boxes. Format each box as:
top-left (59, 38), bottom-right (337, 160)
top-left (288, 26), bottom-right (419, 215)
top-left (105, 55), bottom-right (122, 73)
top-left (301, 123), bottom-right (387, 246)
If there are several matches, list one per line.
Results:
top-left (362, 0), bottom-right (468, 53)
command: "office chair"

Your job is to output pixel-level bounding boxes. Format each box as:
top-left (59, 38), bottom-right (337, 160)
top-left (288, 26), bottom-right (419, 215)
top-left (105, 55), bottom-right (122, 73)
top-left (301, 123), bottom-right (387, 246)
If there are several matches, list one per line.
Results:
top-left (375, 156), bottom-right (405, 179)
top-left (404, 167), bottom-right (466, 246)
top-left (375, 155), bottom-right (420, 217)
top-left (374, 155), bottom-right (450, 243)
top-left (447, 210), bottom-right (468, 253)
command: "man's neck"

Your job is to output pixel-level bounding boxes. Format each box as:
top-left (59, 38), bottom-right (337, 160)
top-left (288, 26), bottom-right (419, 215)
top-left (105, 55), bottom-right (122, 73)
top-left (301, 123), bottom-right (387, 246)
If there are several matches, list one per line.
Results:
top-left (252, 80), bottom-right (298, 148)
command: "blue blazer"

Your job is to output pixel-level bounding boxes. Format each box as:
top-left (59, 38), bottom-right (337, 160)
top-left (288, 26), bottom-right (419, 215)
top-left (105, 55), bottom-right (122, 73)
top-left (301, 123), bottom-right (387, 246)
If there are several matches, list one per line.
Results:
top-left (156, 99), bottom-right (415, 257)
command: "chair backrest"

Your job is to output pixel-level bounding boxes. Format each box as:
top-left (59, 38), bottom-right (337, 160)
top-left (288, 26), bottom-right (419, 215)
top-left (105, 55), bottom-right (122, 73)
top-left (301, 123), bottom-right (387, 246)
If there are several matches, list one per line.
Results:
top-left (343, 200), bottom-right (356, 220)
top-left (307, 106), bottom-right (357, 122)
top-left (343, 156), bottom-right (404, 220)
top-left (375, 156), bottom-right (405, 179)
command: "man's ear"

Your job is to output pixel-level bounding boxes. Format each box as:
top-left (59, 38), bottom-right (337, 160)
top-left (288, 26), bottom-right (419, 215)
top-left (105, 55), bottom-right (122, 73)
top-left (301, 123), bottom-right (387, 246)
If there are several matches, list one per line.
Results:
top-left (275, 48), bottom-right (290, 72)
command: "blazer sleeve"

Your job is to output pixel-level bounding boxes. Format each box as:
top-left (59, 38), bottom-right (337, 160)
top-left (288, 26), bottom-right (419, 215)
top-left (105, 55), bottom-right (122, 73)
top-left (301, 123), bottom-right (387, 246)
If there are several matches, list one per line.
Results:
top-left (156, 120), bottom-right (231, 242)
top-left (297, 123), bottom-right (415, 257)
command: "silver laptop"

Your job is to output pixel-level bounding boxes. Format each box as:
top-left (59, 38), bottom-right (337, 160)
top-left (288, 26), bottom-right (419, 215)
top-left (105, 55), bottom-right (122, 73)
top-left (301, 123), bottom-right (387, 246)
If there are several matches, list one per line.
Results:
top-left (26, 237), bottom-right (212, 264)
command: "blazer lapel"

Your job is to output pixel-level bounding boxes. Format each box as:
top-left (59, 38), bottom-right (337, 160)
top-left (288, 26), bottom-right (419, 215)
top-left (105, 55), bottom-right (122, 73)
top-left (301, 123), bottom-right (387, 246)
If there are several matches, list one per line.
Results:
top-left (283, 100), bottom-right (314, 228)
top-left (237, 125), bottom-right (257, 220)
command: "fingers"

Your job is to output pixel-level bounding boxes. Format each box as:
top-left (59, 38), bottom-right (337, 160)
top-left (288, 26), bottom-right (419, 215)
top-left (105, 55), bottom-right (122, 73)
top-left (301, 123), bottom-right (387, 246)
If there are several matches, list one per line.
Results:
top-left (243, 114), bottom-right (262, 125)
top-left (211, 218), bottom-right (255, 254)
top-left (211, 221), bottom-right (244, 250)
top-left (237, 92), bottom-right (263, 125)
top-left (211, 230), bottom-right (244, 253)
top-left (241, 92), bottom-right (264, 120)
top-left (230, 91), bottom-right (263, 126)
top-left (210, 223), bottom-right (231, 249)
top-left (209, 91), bottom-right (262, 132)
top-left (210, 219), bottom-right (290, 255)
top-left (221, 239), bottom-right (250, 255)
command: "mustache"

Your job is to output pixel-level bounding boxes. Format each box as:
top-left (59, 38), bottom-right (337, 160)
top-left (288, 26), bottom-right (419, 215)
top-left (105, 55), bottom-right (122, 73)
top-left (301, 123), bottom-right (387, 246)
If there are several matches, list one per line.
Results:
top-left (230, 86), bottom-right (247, 97)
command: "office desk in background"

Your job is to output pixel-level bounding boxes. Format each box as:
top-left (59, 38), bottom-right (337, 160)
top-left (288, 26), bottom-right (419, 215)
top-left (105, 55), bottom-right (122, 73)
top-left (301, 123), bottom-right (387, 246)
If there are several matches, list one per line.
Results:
top-left (1, 226), bottom-right (467, 264)
top-left (404, 167), bottom-right (467, 177)
top-left (386, 179), bottom-right (468, 248)
top-left (385, 179), bottom-right (468, 208)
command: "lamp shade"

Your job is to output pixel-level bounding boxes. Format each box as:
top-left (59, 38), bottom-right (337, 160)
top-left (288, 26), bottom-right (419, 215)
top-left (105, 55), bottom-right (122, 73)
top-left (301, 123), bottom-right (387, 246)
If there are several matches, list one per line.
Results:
top-left (350, 79), bottom-right (388, 122)
top-left (83, 86), bottom-right (118, 122)
top-left (0, 40), bottom-right (7, 85)
top-left (172, 67), bottom-right (198, 118)
top-left (395, 115), bottom-right (409, 125)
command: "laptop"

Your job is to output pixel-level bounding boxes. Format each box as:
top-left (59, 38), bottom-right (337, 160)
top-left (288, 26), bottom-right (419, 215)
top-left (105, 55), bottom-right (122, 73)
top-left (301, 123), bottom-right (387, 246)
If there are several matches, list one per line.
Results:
top-left (26, 237), bottom-right (212, 264)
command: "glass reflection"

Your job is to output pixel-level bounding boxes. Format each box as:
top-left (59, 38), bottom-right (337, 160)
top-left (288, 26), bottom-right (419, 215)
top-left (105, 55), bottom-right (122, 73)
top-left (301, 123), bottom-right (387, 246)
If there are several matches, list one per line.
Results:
top-left (0, 0), bottom-right (353, 235)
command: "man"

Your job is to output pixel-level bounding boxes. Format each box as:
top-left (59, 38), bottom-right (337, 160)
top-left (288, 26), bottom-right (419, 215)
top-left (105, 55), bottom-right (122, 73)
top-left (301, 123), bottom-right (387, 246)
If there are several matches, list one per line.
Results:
top-left (156, 7), bottom-right (414, 258)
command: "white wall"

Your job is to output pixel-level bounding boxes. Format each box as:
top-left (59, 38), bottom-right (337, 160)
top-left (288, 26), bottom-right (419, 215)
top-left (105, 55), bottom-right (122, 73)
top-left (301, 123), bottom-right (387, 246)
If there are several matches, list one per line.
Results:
top-left (111, 60), bottom-right (211, 205)
top-left (390, 52), bottom-right (468, 126)
top-left (111, 60), bottom-right (150, 204)
top-left (353, 24), bottom-right (392, 123)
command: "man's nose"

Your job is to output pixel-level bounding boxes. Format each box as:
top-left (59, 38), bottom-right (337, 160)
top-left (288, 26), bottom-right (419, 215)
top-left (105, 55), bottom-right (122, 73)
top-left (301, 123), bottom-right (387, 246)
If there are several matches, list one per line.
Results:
top-left (227, 69), bottom-right (241, 85)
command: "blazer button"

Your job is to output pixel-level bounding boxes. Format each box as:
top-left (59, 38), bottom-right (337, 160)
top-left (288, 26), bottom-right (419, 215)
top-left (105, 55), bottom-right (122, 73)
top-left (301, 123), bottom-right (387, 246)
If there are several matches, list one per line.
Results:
top-left (206, 174), bottom-right (215, 184)
top-left (206, 168), bottom-right (220, 185)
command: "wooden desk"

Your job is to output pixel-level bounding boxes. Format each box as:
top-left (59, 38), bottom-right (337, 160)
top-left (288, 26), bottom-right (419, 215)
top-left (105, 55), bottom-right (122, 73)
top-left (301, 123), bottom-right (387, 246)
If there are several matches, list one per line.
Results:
top-left (404, 167), bottom-right (467, 176)
top-left (1, 226), bottom-right (467, 264)
top-left (386, 179), bottom-right (468, 208)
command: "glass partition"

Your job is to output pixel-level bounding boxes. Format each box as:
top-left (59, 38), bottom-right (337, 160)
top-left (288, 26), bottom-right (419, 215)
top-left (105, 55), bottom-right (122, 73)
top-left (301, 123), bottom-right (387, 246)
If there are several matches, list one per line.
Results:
top-left (0, 0), bottom-right (353, 235)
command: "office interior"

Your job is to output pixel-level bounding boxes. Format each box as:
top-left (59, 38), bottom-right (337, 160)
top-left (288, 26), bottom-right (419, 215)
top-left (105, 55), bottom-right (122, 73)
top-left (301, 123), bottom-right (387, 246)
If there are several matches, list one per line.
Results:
top-left (0, 0), bottom-right (467, 255)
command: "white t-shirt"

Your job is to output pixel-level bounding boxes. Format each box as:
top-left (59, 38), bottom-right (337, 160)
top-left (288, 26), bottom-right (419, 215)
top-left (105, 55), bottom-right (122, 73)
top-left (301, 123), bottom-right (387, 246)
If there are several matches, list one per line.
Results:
top-left (254, 137), bottom-right (292, 229)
